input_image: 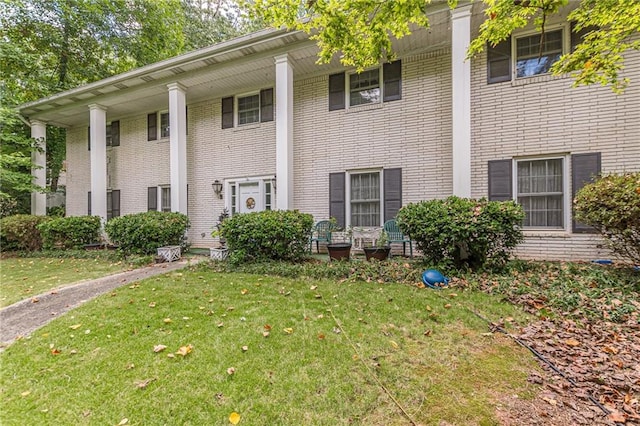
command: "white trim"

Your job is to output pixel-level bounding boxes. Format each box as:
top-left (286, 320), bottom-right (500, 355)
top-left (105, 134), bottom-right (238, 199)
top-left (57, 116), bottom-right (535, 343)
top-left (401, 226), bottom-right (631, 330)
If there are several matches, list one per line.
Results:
top-left (346, 66), bottom-right (382, 109)
top-left (513, 154), bottom-right (570, 231)
top-left (235, 91), bottom-right (261, 126)
top-left (512, 23), bottom-right (570, 80)
top-left (345, 168), bottom-right (383, 227)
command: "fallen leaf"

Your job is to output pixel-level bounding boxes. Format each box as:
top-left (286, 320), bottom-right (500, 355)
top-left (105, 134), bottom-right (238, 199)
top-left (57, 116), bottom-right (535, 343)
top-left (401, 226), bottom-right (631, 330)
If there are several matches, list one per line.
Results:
top-left (229, 412), bottom-right (241, 425)
top-left (21, 390), bottom-right (31, 397)
top-left (135, 378), bottom-right (156, 389)
top-left (241, 346), bottom-right (248, 352)
top-left (241, 289), bottom-right (248, 295)
top-left (70, 349), bottom-right (78, 355)
top-left (542, 396), bottom-right (557, 406)
top-left (176, 344), bottom-right (193, 357)
top-left (283, 328), bottom-right (293, 334)
top-left (50, 348), bottom-right (61, 355)
top-left (153, 345), bottom-right (167, 353)
top-left (390, 340), bottom-right (399, 349)
top-left (565, 338), bottom-right (580, 347)
top-left (69, 324), bottom-right (82, 330)
top-left (31, 298), bottom-right (39, 303)
top-left (423, 330), bottom-right (432, 336)
top-left (262, 331), bottom-right (270, 337)
top-left (227, 367), bottom-right (235, 375)
top-left (148, 302), bottom-right (156, 308)
top-left (217, 322), bottom-right (224, 328)
top-left (444, 304), bottom-right (452, 309)
top-left (608, 411), bottom-right (626, 423)
top-left (603, 345), bottom-right (619, 355)
top-left (448, 293), bottom-right (458, 298)
top-left (167, 353), bottom-right (175, 358)
top-left (163, 318), bottom-right (172, 324)
top-left (118, 419), bottom-right (129, 425)
top-left (318, 333), bottom-right (325, 340)
top-left (310, 285), bottom-right (318, 290)
top-left (264, 324), bottom-right (272, 331)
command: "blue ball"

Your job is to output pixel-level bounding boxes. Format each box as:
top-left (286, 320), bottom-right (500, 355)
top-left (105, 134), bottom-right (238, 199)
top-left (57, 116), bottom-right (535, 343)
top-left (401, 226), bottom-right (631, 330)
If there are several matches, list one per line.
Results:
top-left (422, 269), bottom-right (449, 289)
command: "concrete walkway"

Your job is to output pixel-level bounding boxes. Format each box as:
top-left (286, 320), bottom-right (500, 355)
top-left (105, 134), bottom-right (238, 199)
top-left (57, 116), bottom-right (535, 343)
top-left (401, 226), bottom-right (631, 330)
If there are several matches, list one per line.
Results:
top-left (0, 257), bottom-right (205, 348)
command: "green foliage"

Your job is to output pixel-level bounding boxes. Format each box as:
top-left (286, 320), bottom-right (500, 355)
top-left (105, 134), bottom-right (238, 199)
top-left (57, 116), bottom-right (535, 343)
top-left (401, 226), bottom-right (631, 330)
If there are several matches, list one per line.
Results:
top-left (574, 172), bottom-right (640, 263)
top-left (0, 214), bottom-right (51, 251)
top-left (104, 211), bottom-right (190, 255)
top-left (397, 196), bottom-right (524, 269)
top-left (37, 216), bottom-right (102, 250)
top-left (253, 0), bottom-right (639, 92)
top-left (219, 210), bottom-right (313, 263)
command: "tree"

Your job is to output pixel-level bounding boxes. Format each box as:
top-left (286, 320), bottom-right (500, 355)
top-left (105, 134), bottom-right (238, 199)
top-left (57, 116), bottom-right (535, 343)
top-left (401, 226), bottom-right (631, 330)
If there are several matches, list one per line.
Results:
top-left (1, 0), bottom-right (259, 213)
top-left (250, 0), bottom-right (640, 92)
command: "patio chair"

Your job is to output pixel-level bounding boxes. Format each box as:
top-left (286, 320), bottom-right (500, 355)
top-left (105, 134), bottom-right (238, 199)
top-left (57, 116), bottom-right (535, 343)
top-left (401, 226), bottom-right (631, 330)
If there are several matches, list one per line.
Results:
top-left (309, 220), bottom-right (334, 253)
top-left (383, 219), bottom-right (413, 258)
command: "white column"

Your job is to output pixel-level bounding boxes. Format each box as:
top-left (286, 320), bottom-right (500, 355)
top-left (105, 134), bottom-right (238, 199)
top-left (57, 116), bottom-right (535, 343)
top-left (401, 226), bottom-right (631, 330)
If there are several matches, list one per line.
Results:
top-left (30, 120), bottom-right (47, 216)
top-left (167, 83), bottom-right (188, 214)
top-left (451, 5), bottom-right (472, 198)
top-left (89, 104), bottom-right (108, 224)
top-left (275, 54), bottom-right (294, 210)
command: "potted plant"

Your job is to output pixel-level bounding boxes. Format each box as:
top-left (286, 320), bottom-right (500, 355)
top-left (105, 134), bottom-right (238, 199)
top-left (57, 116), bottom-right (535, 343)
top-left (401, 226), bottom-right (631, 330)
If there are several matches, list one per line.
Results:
top-left (210, 208), bottom-right (230, 260)
top-left (326, 222), bottom-right (352, 261)
top-left (363, 230), bottom-right (391, 261)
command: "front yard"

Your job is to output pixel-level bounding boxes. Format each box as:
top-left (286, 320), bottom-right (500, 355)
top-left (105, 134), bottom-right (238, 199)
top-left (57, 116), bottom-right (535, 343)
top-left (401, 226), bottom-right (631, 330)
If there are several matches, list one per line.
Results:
top-left (0, 255), bottom-right (638, 425)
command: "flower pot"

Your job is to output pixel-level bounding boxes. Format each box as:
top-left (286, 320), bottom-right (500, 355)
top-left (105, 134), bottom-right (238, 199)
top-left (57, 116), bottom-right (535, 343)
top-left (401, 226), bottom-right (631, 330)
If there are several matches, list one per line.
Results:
top-left (327, 243), bottom-right (352, 261)
top-left (363, 246), bottom-right (391, 262)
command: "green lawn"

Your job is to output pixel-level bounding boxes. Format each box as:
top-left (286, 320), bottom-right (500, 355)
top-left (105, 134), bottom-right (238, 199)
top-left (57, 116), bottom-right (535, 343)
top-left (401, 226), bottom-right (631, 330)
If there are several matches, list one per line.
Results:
top-left (0, 266), bottom-right (538, 425)
top-left (0, 256), bottom-right (131, 307)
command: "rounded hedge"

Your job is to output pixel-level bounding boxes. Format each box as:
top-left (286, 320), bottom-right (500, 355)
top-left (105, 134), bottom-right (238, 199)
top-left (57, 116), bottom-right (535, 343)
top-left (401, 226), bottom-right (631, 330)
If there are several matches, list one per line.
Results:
top-left (0, 214), bottom-right (51, 252)
top-left (37, 216), bottom-right (102, 249)
top-left (219, 210), bottom-right (314, 264)
top-left (105, 211), bottom-right (190, 255)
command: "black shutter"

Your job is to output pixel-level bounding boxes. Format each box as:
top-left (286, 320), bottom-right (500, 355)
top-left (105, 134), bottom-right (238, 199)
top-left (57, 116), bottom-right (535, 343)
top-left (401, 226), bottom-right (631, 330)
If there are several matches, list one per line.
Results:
top-left (383, 168), bottom-right (402, 222)
top-left (488, 160), bottom-right (513, 201)
top-left (221, 96), bottom-right (234, 129)
top-left (148, 186), bottom-right (158, 211)
top-left (329, 172), bottom-right (346, 228)
top-left (111, 190), bottom-right (121, 218)
top-left (110, 120), bottom-right (120, 147)
top-left (572, 153), bottom-right (601, 233)
top-left (88, 126), bottom-right (91, 151)
top-left (383, 60), bottom-right (402, 102)
top-left (260, 88), bottom-right (274, 122)
top-left (328, 72), bottom-right (345, 111)
top-left (88, 191), bottom-right (91, 215)
top-left (487, 39), bottom-right (511, 84)
top-left (147, 113), bottom-right (157, 141)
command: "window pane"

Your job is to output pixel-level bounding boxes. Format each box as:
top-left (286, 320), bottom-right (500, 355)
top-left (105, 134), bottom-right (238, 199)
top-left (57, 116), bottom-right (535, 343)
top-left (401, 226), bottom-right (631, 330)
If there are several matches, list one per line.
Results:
top-left (231, 185), bottom-right (237, 215)
top-left (349, 69), bottom-right (380, 106)
top-left (238, 94), bottom-right (260, 125)
top-left (517, 158), bottom-right (563, 228)
top-left (161, 187), bottom-right (171, 212)
top-left (350, 172), bottom-right (380, 226)
top-left (516, 30), bottom-right (563, 77)
top-left (160, 113), bottom-right (170, 138)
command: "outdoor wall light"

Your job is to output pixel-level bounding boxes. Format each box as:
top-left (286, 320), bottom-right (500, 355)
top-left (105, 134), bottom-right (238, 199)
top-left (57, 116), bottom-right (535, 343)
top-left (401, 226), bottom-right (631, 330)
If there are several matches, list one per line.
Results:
top-left (271, 175), bottom-right (277, 191)
top-left (212, 180), bottom-right (223, 199)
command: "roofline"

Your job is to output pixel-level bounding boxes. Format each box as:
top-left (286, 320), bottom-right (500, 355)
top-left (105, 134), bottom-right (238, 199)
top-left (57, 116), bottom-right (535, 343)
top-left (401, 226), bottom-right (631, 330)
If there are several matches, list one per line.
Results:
top-left (18, 27), bottom-right (300, 111)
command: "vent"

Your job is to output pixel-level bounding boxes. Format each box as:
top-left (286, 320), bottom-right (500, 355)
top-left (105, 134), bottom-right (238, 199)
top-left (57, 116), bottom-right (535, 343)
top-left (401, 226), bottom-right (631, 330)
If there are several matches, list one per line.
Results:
top-left (141, 75), bottom-right (155, 82)
top-left (170, 67), bottom-right (185, 74)
top-left (114, 83), bottom-right (128, 89)
top-left (91, 90), bottom-right (103, 96)
top-left (240, 46), bottom-right (256, 56)
top-left (203, 57), bottom-right (218, 65)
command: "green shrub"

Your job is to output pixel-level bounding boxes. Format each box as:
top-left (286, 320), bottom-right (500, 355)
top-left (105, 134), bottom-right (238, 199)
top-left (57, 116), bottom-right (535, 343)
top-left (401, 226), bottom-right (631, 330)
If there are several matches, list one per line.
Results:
top-left (104, 211), bottom-right (190, 255)
top-left (219, 210), bottom-right (313, 263)
top-left (397, 196), bottom-right (524, 269)
top-left (0, 214), bottom-right (51, 251)
top-left (574, 172), bottom-right (640, 263)
top-left (37, 216), bottom-right (102, 249)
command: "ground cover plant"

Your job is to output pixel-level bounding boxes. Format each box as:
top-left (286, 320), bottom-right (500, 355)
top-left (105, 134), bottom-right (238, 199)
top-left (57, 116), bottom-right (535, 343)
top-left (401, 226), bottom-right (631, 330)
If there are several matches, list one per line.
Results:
top-left (0, 266), bottom-right (538, 425)
top-left (0, 252), bottom-right (132, 308)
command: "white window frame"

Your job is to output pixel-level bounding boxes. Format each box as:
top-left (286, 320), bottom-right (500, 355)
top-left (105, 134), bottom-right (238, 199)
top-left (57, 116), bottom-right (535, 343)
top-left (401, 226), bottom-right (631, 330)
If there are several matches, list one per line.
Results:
top-left (346, 168), bottom-right (383, 227)
top-left (225, 175), bottom-right (276, 216)
top-left (513, 155), bottom-right (570, 231)
top-left (512, 24), bottom-right (569, 80)
top-left (346, 67), bottom-right (383, 108)
top-left (159, 111), bottom-right (170, 139)
top-left (235, 91), bottom-right (261, 126)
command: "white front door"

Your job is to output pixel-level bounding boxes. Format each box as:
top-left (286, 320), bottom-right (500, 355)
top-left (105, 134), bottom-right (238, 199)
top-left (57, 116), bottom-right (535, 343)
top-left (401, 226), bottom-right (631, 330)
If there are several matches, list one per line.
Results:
top-left (238, 182), bottom-right (261, 213)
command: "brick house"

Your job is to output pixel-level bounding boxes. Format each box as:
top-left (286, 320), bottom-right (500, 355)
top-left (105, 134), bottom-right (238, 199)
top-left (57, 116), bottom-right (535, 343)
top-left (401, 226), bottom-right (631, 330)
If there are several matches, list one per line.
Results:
top-left (19, 2), bottom-right (640, 260)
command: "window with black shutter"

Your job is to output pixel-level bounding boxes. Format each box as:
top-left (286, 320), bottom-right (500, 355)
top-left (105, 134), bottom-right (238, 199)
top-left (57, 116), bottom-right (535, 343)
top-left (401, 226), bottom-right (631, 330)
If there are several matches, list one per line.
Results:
top-left (260, 88), bottom-right (274, 122)
top-left (328, 72), bottom-right (345, 111)
top-left (147, 113), bottom-right (157, 141)
top-left (221, 97), bottom-right (234, 129)
top-left (88, 191), bottom-right (92, 215)
top-left (488, 160), bottom-right (513, 201)
top-left (487, 39), bottom-right (512, 84)
top-left (383, 61), bottom-right (402, 102)
top-left (571, 153), bottom-right (601, 233)
top-left (383, 168), bottom-right (402, 221)
top-left (329, 172), bottom-right (346, 228)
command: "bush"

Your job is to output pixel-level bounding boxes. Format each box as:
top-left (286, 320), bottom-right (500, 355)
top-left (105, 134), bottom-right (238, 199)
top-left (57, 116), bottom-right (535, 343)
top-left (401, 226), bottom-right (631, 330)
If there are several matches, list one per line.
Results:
top-left (0, 214), bottom-right (51, 251)
top-left (397, 196), bottom-right (524, 269)
top-left (104, 211), bottom-right (190, 255)
top-left (37, 216), bottom-right (102, 249)
top-left (219, 210), bottom-right (313, 263)
top-left (574, 172), bottom-right (640, 263)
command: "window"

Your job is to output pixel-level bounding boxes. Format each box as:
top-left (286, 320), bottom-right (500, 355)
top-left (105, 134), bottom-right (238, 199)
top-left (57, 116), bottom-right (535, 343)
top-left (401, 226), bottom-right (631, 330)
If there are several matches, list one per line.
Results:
top-left (221, 88), bottom-right (273, 129)
top-left (349, 69), bottom-right (380, 107)
top-left (264, 181), bottom-right (273, 211)
top-left (107, 190), bottom-right (121, 220)
top-left (160, 112), bottom-right (170, 138)
top-left (147, 112), bottom-right (169, 140)
top-left (515, 29), bottom-right (563, 78)
top-left (237, 94), bottom-right (260, 125)
top-left (329, 168), bottom-right (402, 228)
top-left (161, 186), bottom-right (171, 212)
top-left (88, 121), bottom-right (119, 150)
top-left (516, 158), bottom-right (565, 228)
top-left (329, 60), bottom-right (402, 111)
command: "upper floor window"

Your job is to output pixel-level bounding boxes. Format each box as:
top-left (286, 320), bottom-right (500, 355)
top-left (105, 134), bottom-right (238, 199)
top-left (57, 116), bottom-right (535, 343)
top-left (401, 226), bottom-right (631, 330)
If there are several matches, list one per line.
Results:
top-left (221, 88), bottom-right (273, 129)
top-left (515, 29), bottom-right (563, 78)
top-left (329, 60), bottom-right (401, 111)
top-left (148, 111), bottom-right (169, 141)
